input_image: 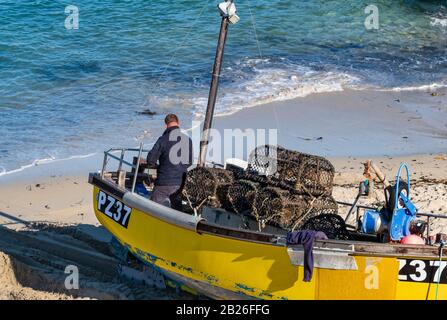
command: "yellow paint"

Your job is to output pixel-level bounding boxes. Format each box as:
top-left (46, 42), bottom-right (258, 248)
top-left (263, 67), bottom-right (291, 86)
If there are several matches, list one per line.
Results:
top-left (317, 257), bottom-right (398, 299)
top-left (93, 187), bottom-right (447, 300)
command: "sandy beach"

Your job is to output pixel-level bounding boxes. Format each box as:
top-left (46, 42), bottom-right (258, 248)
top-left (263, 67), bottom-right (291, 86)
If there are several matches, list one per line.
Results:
top-left (1, 87), bottom-right (447, 299)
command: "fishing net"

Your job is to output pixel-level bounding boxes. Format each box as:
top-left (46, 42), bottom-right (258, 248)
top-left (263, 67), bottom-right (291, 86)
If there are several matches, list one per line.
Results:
top-left (252, 186), bottom-right (338, 231)
top-left (182, 167), bottom-right (234, 210)
top-left (247, 145), bottom-right (335, 196)
top-left (300, 214), bottom-right (350, 240)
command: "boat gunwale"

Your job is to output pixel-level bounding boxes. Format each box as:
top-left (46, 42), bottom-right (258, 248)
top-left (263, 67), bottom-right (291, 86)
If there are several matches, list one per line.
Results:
top-left (89, 172), bottom-right (279, 242)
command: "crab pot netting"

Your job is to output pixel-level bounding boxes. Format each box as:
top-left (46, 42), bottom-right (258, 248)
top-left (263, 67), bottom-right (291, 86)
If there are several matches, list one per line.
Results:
top-left (300, 214), bottom-right (350, 240)
top-left (227, 179), bottom-right (260, 214)
top-left (247, 145), bottom-right (335, 196)
top-left (182, 167), bottom-right (234, 209)
top-left (252, 187), bottom-right (338, 230)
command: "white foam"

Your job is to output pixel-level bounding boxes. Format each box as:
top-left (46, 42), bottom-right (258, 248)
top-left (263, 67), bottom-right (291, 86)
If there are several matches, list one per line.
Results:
top-left (385, 82), bottom-right (447, 92)
top-left (137, 57), bottom-right (446, 123)
top-left (431, 17), bottom-right (447, 28)
top-left (190, 62), bottom-right (360, 118)
top-left (0, 153), bottom-right (97, 178)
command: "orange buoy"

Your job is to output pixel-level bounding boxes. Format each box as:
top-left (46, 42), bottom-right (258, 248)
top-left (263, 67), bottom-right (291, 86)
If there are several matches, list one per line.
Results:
top-left (401, 234), bottom-right (425, 245)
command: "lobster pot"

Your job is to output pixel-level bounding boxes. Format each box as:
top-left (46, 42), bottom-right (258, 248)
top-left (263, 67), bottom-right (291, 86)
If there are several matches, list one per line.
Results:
top-left (247, 145), bottom-right (335, 196)
top-left (284, 194), bottom-right (338, 230)
top-left (297, 155), bottom-right (335, 196)
top-left (217, 183), bottom-right (233, 212)
top-left (227, 180), bottom-right (260, 214)
top-left (252, 186), bottom-right (338, 230)
top-left (182, 167), bottom-right (234, 209)
top-left (247, 145), bottom-right (282, 177)
top-left (301, 214), bottom-right (350, 240)
top-left (241, 171), bottom-right (296, 192)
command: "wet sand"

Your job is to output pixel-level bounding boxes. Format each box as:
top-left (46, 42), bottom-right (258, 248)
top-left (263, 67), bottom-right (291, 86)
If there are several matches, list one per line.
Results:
top-left (209, 87), bottom-right (447, 162)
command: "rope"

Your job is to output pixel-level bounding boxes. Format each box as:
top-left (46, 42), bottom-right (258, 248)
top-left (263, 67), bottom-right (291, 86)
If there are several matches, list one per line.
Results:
top-left (291, 197), bottom-right (317, 231)
top-left (183, 189), bottom-right (211, 217)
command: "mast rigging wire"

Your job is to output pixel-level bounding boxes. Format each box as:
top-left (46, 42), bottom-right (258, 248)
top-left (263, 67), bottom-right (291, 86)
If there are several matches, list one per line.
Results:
top-left (126, 0), bottom-right (213, 139)
top-left (245, 0), bottom-right (281, 134)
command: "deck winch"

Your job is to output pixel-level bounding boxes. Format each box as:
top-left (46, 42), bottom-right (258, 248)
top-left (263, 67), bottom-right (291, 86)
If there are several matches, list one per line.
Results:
top-left (362, 163), bottom-right (422, 242)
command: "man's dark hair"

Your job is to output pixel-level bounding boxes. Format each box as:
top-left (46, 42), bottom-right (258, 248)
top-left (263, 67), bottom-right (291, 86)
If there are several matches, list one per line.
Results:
top-left (164, 113), bottom-right (179, 125)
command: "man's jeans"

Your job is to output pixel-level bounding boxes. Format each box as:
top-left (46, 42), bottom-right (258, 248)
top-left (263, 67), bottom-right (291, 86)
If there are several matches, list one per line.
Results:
top-left (150, 185), bottom-right (182, 210)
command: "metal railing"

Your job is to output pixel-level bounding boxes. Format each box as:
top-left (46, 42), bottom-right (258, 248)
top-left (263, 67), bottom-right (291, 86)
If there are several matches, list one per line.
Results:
top-left (101, 143), bottom-right (149, 193)
top-left (337, 201), bottom-right (447, 238)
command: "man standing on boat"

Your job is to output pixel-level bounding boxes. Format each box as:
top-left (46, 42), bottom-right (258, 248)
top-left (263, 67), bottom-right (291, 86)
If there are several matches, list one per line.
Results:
top-left (146, 114), bottom-right (193, 210)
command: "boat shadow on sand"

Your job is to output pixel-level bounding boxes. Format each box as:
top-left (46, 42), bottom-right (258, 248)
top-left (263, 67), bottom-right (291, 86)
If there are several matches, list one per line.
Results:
top-left (0, 210), bottom-right (191, 300)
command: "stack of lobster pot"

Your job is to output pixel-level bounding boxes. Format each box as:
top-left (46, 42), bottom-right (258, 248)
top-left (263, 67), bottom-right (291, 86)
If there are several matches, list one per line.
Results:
top-left (247, 145), bottom-right (335, 196)
top-left (182, 145), bottom-right (338, 233)
top-left (182, 167), bottom-right (234, 211)
top-left (229, 145), bottom-right (338, 230)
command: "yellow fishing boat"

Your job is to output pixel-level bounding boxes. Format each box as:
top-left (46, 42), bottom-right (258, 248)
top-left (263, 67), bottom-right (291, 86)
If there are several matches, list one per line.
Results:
top-left (88, 0), bottom-right (447, 300)
top-left (89, 160), bottom-right (447, 300)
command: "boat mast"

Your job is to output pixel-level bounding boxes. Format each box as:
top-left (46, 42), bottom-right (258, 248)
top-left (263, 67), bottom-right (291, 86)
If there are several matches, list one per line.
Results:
top-left (198, 0), bottom-right (239, 167)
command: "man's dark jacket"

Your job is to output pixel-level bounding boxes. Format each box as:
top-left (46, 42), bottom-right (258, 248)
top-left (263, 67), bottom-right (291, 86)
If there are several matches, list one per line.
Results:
top-left (146, 126), bottom-right (193, 186)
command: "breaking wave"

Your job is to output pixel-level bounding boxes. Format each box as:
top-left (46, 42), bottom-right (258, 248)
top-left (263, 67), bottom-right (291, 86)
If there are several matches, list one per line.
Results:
top-left (431, 17), bottom-right (447, 28)
top-left (187, 57), bottom-right (361, 117)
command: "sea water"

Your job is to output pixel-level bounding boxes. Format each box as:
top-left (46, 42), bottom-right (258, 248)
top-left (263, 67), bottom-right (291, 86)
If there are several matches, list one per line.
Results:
top-left (0, 0), bottom-right (446, 174)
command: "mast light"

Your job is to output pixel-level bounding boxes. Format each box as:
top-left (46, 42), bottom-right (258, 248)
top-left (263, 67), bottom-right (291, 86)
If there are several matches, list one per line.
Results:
top-left (218, 1), bottom-right (240, 24)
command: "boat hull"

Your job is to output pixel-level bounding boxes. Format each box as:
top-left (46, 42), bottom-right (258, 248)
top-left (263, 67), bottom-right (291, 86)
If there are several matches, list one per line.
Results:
top-left (91, 184), bottom-right (447, 300)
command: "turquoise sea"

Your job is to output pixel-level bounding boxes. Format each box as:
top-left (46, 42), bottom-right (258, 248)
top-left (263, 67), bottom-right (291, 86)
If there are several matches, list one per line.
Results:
top-left (0, 0), bottom-right (446, 174)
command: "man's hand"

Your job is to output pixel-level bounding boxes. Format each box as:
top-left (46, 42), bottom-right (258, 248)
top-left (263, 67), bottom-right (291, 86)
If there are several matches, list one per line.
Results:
top-left (148, 168), bottom-right (157, 182)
